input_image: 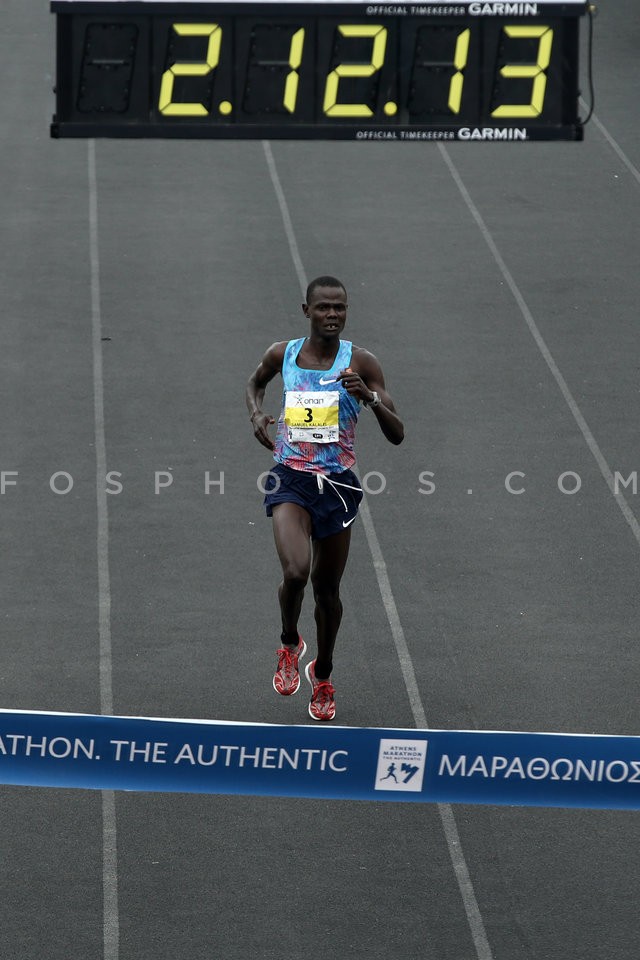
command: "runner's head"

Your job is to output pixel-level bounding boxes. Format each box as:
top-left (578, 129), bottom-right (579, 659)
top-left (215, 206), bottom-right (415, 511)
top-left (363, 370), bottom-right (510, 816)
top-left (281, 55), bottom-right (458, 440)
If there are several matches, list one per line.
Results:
top-left (305, 276), bottom-right (346, 305)
top-left (303, 277), bottom-right (348, 339)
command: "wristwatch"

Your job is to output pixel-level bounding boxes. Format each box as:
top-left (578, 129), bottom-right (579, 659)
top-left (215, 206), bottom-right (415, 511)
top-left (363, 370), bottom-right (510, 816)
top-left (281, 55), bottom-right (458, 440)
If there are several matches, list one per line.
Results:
top-left (364, 391), bottom-right (381, 408)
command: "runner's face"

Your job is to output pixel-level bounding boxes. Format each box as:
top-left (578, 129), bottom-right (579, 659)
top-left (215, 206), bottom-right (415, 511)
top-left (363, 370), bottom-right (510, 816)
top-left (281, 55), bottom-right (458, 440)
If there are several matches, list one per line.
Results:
top-left (304, 286), bottom-right (348, 338)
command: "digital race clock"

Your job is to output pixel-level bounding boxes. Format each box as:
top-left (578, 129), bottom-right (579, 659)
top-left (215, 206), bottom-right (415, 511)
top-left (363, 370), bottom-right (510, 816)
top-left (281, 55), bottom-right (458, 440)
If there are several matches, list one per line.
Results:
top-left (50, 0), bottom-right (589, 141)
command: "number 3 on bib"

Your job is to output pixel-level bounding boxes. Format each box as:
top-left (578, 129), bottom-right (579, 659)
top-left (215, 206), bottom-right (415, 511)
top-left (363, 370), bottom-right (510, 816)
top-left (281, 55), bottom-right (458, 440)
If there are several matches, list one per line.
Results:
top-left (285, 391), bottom-right (339, 443)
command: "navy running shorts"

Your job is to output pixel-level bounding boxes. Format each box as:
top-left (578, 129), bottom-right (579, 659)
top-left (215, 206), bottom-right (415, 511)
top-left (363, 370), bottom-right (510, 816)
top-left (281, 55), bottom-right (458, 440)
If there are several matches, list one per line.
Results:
top-left (263, 463), bottom-right (364, 540)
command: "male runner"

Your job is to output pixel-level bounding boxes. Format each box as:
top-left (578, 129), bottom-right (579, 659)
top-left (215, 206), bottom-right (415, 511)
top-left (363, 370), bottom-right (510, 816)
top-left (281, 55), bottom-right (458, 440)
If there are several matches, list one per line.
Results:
top-left (246, 276), bottom-right (404, 720)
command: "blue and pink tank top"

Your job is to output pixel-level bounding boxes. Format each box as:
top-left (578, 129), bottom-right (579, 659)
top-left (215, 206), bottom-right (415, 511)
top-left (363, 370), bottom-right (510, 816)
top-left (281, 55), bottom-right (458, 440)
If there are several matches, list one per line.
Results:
top-left (273, 338), bottom-right (360, 474)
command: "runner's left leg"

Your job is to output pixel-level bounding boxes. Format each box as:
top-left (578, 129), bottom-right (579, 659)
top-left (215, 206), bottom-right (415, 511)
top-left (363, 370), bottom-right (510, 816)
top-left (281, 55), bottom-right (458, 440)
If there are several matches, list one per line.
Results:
top-left (310, 528), bottom-right (351, 679)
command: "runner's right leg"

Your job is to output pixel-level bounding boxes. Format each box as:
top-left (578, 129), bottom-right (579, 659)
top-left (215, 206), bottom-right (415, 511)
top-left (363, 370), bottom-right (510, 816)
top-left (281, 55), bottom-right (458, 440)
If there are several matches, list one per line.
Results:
top-left (271, 502), bottom-right (312, 643)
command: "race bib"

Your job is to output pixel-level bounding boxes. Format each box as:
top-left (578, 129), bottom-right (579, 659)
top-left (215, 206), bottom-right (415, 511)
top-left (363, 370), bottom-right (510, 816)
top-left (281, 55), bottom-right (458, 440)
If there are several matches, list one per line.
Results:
top-left (284, 390), bottom-right (339, 444)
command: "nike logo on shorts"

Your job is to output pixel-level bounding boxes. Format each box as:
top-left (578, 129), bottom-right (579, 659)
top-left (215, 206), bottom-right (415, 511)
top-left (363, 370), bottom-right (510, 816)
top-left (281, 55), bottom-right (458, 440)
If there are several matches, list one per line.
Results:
top-left (342, 516), bottom-right (357, 528)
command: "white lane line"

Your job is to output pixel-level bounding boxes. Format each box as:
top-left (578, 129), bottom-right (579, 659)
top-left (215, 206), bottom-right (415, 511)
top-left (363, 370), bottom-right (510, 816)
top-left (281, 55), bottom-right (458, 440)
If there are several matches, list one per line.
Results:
top-left (438, 144), bottom-right (640, 549)
top-left (262, 139), bottom-right (494, 960)
top-left (262, 142), bottom-right (307, 296)
top-left (88, 139), bottom-right (119, 960)
top-left (359, 500), bottom-right (493, 958)
top-left (581, 102), bottom-right (640, 188)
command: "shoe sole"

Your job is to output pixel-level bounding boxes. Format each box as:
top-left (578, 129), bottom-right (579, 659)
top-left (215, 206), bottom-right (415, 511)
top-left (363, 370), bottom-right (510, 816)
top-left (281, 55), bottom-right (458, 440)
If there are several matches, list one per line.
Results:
top-left (305, 660), bottom-right (336, 721)
top-left (273, 639), bottom-right (307, 696)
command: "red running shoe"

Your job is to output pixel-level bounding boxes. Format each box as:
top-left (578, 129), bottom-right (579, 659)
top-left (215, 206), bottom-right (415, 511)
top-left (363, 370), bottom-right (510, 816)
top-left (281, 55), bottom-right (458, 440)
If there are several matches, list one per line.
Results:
top-left (305, 660), bottom-right (336, 721)
top-left (273, 636), bottom-right (306, 696)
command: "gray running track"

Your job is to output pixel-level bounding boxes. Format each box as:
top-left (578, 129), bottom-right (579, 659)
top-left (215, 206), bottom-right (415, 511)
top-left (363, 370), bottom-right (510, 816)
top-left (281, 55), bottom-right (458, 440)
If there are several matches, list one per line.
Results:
top-left (1, 1), bottom-right (640, 958)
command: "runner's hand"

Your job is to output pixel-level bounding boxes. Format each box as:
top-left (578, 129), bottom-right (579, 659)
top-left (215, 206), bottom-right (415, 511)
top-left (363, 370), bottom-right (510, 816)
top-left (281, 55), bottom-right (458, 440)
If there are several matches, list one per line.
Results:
top-left (337, 367), bottom-right (374, 405)
top-left (251, 412), bottom-right (276, 450)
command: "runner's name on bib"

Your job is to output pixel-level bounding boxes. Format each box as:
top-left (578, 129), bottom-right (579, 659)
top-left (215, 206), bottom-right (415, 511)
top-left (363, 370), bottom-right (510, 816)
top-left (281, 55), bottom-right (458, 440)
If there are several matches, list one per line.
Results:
top-left (284, 390), bottom-right (339, 444)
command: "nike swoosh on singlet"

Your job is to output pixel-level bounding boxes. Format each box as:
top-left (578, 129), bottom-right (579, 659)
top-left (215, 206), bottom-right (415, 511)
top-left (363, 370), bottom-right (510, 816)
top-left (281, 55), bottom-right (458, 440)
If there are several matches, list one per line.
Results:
top-left (318, 375), bottom-right (338, 385)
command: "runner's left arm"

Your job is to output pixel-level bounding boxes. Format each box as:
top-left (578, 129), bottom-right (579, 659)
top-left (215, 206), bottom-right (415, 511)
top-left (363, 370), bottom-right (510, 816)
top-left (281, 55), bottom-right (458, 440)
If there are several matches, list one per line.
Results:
top-left (337, 352), bottom-right (404, 445)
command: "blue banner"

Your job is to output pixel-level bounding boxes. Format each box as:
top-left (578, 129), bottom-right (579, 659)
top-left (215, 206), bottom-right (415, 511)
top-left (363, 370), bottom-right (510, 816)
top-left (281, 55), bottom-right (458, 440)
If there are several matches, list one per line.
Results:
top-left (1, 709), bottom-right (639, 809)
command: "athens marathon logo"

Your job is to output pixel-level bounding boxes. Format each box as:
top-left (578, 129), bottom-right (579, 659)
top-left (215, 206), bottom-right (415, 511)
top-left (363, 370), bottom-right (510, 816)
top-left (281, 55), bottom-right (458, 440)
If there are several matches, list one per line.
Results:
top-left (374, 738), bottom-right (428, 792)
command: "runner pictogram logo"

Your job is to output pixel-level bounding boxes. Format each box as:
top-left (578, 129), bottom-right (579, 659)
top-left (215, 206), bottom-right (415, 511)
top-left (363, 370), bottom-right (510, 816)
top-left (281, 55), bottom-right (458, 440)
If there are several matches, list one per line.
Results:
top-left (374, 739), bottom-right (428, 793)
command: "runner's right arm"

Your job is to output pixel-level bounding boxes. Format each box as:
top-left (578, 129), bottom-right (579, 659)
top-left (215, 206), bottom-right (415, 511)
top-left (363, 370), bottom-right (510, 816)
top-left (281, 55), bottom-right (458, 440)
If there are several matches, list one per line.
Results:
top-left (246, 341), bottom-right (286, 451)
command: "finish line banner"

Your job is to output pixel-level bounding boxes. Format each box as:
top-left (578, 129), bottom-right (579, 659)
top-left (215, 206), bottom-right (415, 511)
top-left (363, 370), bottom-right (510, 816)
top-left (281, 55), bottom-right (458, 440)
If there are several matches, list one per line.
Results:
top-left (1, 709), bottom-right (640, 810)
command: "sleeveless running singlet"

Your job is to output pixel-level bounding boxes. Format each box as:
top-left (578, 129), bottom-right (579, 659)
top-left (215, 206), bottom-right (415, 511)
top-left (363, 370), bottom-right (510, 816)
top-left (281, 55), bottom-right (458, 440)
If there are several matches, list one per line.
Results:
top-left (273, 338), bottom-right (360, 474)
